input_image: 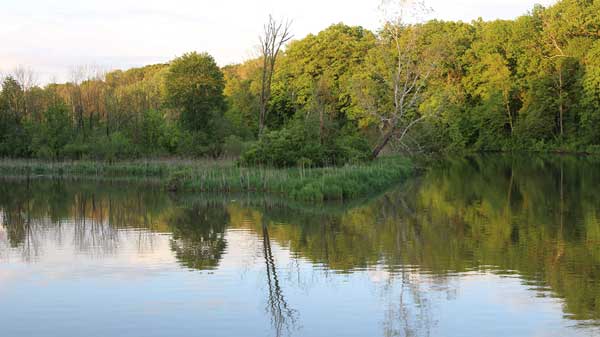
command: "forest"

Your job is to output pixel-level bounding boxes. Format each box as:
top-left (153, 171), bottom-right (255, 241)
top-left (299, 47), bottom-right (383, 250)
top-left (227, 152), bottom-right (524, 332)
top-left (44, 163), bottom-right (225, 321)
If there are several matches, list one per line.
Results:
top-left (1, 0), bottom-right (600, 166)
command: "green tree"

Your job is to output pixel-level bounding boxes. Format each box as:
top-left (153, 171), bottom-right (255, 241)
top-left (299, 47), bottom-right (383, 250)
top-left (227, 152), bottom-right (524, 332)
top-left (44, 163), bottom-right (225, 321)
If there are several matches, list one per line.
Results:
top-left (0, 77), bottom-right (30, 157)
top-left (43, 103), bottom-right (72, 158)
top-left (581, 41), bottom-right (600, 143)
top-left (223, 61), bottom-right (261, 139)
top-left (275, 24), bottom-right (376, 140)
top-left (165, 52), bottom-right (226, 132)
top-left (348, 22), bottom-right (442, 158)
top-left (165, 52), bottom-right (227, 156)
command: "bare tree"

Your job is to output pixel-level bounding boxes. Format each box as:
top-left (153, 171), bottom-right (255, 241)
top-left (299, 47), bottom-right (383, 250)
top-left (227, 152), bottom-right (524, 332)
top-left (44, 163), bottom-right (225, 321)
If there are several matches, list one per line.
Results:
top-left (80, 66), bottom-right (107, 132)
top-left (68, 65), bottom-right (106, 135)
top-left (12, 66), bottom-right (38, 118)
top-left (12, 66), bottom-right (38, 91)
top-left (69, 66), bottom-right (86, 132)
top-left (258, 15), bottom-right (293, 135)
top-left (354, 0), bottom-right (438, 159)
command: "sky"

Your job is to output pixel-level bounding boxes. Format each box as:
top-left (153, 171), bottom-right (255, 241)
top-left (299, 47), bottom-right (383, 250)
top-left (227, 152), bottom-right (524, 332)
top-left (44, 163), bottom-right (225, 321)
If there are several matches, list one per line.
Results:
top-left (0, 0), bottom-right (556, 84)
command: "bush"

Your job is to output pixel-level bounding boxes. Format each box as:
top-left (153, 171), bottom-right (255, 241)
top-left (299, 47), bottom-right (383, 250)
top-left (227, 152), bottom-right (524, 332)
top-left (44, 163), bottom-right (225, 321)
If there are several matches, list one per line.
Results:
top-left (241, 126), bottom-right (321, 167)
top-left (222, 135), bottom-right (247, 158)
top-left (177, 131), bottom-right (213, 158)
top-left (240, 118), bottom-right (370, 168)
top-left (98, 132), bottom-right (137, 161)
top-left (333, 132), bottom-right (372, 163)
top-left (35, 146), bottom-right (55, 160)
top-left (586, 144), bottom-right (600, 154)
top-left (137, 109), bottom-right (167, 156)
top-left (63, 137), bottom-right (91, 160)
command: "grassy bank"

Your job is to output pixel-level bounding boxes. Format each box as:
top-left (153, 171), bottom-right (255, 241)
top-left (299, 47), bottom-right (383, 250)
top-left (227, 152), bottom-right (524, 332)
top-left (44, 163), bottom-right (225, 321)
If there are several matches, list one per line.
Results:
top-left (0, 159), bottom-right (186, 178)
top-left (0, 157), bottom-right (414, 202)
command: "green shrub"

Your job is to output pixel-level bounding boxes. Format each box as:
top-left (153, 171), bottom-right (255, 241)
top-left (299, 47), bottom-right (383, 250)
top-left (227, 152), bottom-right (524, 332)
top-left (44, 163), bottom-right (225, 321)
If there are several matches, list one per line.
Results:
top-left (35, 146), bottom-right (55, 160)
top-left (95, 132), bottom-right (137, 161)
top-left (222, 135), bottom-right (246, 158)
top-left (586, 144), bottom-right (600, 154)
top-left (63, 138), bottom-right (91, 160)
top-left (240, 119), bottom-right (370, 168)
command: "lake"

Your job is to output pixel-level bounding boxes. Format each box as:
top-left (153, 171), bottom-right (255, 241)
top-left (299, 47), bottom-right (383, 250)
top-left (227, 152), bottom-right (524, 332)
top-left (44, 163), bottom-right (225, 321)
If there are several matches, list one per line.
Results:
top-left (1, 154), bottom-right (600, 337)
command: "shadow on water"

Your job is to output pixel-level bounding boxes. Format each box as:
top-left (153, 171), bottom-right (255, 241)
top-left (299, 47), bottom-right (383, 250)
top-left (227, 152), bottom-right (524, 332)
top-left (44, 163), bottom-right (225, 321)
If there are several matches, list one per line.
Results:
top-left (2, 154), bottom-right (600, 335)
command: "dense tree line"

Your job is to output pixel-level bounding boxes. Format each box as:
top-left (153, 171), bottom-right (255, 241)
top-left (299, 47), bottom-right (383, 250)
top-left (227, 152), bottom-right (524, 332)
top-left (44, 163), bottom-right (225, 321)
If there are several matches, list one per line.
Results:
top-left (0, 53), bottom-right (230, 160)
top-left (1, 0), bottom-right (600, 164)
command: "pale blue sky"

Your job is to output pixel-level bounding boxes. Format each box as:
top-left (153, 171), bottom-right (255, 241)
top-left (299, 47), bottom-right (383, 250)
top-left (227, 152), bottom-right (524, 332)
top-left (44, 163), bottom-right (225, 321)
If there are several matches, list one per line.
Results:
top-left (0, 0), bottom-right (555, 83)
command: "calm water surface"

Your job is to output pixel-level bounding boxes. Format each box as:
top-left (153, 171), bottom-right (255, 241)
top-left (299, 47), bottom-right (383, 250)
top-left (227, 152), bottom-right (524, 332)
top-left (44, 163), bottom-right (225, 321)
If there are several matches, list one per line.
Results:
top-left (1, 155), bottom-right (600, 337)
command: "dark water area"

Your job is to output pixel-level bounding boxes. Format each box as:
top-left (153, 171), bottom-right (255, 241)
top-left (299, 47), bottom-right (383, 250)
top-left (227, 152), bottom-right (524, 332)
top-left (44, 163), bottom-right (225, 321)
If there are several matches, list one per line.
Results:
top-left (1, 154), bottom-right (600, 337)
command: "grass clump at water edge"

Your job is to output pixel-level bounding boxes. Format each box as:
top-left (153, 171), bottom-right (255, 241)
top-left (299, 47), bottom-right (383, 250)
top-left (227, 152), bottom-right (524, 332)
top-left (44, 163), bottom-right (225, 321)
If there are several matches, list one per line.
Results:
top-left (166, 157), bottom-right (413, 201)
top-left (0, 157), bottom-right (414, 202)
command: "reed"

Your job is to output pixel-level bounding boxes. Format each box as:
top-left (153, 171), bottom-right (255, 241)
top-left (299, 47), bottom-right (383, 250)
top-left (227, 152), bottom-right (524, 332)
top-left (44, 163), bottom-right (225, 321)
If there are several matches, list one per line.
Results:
top-left (0, 157), bottom-right (413, 202)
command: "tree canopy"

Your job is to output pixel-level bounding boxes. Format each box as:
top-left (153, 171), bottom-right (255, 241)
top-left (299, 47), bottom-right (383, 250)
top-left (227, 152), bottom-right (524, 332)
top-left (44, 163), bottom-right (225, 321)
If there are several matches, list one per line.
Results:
top-left (2, 0), bottom-right (600, 163)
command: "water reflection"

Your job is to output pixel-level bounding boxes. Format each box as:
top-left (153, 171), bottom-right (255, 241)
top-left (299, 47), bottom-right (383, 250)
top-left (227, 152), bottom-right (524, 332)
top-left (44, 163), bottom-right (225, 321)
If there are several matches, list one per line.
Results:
top-left (0, 180), bottom-right (169, 260)
top-left (168, 201), bottom-right (229, 271)
top-left (261, 220), bottom-right (298, 337)
top-left (408, 155), bottom-right (600, 323)
top-left (1, 154), bottom-right (600, 336)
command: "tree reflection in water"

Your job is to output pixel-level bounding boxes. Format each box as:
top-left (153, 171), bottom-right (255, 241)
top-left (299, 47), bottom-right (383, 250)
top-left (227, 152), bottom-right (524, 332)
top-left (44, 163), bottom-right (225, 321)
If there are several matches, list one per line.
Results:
top-left (382, 271), bottom-right (437, 337)
top-left (2, 195), bottom-right (46, 261)
top-left (168, 201), bottom-right (229, 271)
top-left (3, 154), bottom-right (600, 334)
top-left (72, 192), bottom-right (119, 256)
top-left (261, 221), bottom-right (297, 337)
top-left (0, 180), bottom-right (168, 260)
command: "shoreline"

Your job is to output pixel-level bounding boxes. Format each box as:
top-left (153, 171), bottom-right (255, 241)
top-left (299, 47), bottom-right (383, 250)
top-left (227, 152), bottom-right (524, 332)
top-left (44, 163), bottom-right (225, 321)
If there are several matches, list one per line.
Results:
top-left (0, 157), bottom-right (414, 202)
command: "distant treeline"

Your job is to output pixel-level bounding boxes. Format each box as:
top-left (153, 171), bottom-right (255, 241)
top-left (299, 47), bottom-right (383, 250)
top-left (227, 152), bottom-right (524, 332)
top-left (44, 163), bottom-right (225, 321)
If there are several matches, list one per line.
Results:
top-left (1, 0), bottom-right (600, 164)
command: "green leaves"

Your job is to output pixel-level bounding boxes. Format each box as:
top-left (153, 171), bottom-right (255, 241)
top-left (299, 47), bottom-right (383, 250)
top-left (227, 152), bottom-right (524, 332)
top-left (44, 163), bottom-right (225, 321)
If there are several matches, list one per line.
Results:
top-left (276, 24), bottom-right (376, 121)
top-left (240, 117), bottom-right (370, 168)
top-left (3, 0), bottom-right (600, 159)
top-left (164, 52), bottom-right (228, 157)
top-left (165, 52), bottom-right (226, 134)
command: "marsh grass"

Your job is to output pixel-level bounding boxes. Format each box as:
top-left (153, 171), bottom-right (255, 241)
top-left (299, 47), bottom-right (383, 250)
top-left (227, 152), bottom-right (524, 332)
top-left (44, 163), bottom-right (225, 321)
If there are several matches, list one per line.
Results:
top-left (167, 157), bottom-right (413, 201)
top-left (0, 158), bottom-right (230, 177)
top-left (0, 157), bottom-right (413, 202)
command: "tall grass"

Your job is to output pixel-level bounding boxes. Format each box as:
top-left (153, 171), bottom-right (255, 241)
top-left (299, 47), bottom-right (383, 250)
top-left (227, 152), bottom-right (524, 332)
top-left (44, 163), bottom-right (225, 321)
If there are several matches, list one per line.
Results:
top-left (166, 157), bottom-right (413, 201)
top-left (0, 157), bottom-right (414, 202)
top-left (0, 158), bottom-right (230, 178)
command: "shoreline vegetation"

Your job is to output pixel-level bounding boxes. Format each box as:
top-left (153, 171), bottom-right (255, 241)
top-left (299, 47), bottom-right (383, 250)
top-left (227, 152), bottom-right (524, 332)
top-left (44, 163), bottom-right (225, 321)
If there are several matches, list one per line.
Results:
top-left (2, 0), bottom-right (600, 204)
top-left (0, 156), bottom-right (414, 202)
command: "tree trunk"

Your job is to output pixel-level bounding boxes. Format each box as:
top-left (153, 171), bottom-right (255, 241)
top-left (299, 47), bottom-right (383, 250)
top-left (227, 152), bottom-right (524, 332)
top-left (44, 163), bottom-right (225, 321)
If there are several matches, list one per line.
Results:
top-left (259, 58), bottom-right (269, 135)
top-left (505, 100), bottom-right (513, 134)
top-left (259, 104), bottom-right (266, 135)
top-left (319, 107), bottom-right (324, 145)
top-left (370, 128), bottom-right (396, 160)
top-left (502, 87), bottom-right (513, 134)
top-left (558, 68), bottom-right (564, 138)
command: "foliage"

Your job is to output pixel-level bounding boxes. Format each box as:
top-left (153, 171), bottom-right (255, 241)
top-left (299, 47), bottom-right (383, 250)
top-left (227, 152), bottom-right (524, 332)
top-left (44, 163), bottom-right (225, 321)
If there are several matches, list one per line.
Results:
top-left (165, 52), bottom-right (226, 132)
top-left (3, 0), bottom-right (600, 160)
top-left (28, 102), bottom-right (73, 159)
top-left (240, 117), bottom-right (370, 167)
top-left (0, 156), bottom-right (413, 202)
top-left (222, 61), bottom-right (261, 139)
top-left (167, 156), bottom-right (413, 201)
top-left (165, 52), bottom-right (228, 157)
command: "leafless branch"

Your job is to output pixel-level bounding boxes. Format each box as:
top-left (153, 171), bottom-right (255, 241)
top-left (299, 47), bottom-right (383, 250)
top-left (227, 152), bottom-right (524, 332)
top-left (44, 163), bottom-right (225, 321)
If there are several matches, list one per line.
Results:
top-left (258, 15), bottom-right (293, 135)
